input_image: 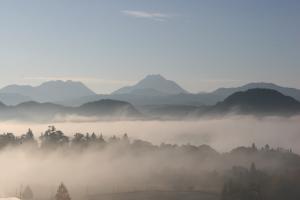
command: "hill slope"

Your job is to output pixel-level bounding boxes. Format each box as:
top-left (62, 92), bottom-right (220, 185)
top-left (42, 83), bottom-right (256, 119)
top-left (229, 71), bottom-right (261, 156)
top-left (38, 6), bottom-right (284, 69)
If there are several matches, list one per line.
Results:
top-left (212, 88), bottom-right (300, 115)
top-left (212, 82), bottom-right (300, 102)
top-left (0, 99), bottom-right (141, 122)
top-left (77, 99), bottom-right (141, 118)
top-left (0, 93), bottom-right (32, 105)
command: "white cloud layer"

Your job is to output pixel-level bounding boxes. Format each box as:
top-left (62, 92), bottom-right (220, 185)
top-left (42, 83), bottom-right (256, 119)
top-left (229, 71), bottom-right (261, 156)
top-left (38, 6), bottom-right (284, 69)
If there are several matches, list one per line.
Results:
top-left (122, 10), bottom-right (171, 21)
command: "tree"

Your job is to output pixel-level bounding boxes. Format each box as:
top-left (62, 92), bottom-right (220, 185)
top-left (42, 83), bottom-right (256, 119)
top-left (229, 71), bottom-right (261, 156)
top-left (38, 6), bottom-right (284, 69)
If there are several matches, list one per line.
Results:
top-left (22, 185), bottom-right (34, 200)
top-left (91, 133), bottom-right (97, 141)
top-left (250, 162), bottom-right (257, 173)
top-left (20, 129), bottom-right (37, 146)
top-left (264, 144), bottom-right (270, 151)
top-left (85, 133), bottom-right (90, 142)
top-left (108, 135), bottom-right (119, 143)
top-left (252, 143), bottom-right (257, 151)
top-left (221, 164), bottom-right (265, 200)
top-left (122, 133), bottom-right (130, 144)
top-left (55, 183), bottom-right (71, 200)
top-left (0, 132), bottom-right (18, 148)
top-left (40, 126), bottom-right (69, 149)
top-left (98, 134), bottom-right (105, 143)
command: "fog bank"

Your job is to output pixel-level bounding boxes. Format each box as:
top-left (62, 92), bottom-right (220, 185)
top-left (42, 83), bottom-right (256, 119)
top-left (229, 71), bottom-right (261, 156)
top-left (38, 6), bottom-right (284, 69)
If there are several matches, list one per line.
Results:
top-left (0, 115), bottom-right (299, 153)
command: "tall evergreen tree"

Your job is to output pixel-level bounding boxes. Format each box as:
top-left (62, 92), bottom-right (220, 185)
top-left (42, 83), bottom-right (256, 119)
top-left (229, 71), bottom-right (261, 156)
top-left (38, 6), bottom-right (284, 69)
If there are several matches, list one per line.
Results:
top-left (55, 183), bottom-right (71, 200)
top-left (22, 185), bottom-right (34, 200)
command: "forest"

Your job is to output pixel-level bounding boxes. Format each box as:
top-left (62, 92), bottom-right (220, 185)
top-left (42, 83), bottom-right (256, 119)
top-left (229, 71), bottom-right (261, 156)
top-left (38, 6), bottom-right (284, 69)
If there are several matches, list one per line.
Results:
top-left (0, 126), bottom-right (300, 200)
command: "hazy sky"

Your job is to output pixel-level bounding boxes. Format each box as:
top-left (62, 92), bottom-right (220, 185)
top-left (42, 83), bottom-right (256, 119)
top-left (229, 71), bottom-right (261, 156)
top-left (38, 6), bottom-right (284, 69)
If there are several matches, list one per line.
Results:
top-left (0, 0), bottom-right (299, 93)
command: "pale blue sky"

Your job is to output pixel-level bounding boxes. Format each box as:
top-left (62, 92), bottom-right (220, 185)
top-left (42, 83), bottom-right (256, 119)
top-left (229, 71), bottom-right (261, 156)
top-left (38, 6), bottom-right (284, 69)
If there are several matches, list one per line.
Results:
top-left (0, 0), bottom-right (299, 93)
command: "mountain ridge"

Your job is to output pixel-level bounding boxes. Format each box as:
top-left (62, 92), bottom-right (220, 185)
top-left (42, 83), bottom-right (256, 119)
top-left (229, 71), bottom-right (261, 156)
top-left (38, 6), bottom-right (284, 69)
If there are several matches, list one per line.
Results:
top-left (0, 88), bottom-right (299, 121)
top-left (211, 88), bottom-right (300, 116)
top-left (0, 99), bottom-right (141, 122)
top-left (1, 76), bottom-right (300, 108)
top-left (113, 74), bottom-right (189, 95)
top-left (212, 82), bottom-right (300, 102)
top-left (0, 80), bottom-right (96, 103)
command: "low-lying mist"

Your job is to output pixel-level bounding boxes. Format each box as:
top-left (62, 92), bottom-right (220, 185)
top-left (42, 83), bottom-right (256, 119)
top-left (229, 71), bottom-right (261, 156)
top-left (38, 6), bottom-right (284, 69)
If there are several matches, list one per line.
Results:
top-left (1, 115), bottom-right (300, 153)
top-left (0, 116), bottom-right (300, 200)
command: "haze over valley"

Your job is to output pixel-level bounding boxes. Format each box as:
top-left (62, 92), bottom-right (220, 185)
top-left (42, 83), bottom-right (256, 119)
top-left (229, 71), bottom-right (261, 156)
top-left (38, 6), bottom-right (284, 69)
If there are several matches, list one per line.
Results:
top-left (1, 1), bottom-right (300, 200)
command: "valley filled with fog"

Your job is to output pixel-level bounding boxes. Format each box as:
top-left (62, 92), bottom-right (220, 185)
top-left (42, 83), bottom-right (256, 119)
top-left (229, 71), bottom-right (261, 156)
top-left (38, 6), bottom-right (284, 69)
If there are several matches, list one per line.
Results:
top-left (1, 0), bottom-right (300, 199)
top-left (1, 116), bottom-right (299, 153)
top-left (0, 117), bottom-right (300, 200)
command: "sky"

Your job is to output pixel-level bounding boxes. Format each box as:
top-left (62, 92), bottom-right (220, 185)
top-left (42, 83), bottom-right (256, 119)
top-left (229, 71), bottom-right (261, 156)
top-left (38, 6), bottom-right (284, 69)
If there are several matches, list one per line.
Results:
top-left (0, 0), bottom-right (299, 93)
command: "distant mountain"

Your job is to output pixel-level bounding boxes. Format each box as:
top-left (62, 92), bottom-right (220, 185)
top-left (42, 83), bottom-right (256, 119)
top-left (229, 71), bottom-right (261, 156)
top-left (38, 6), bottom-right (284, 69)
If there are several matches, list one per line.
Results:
top-left (212, 82), bottom-right (300, 102)
top-left (0, 93), bottom-right (32, 105)
top-left (140, 89), bottom-right (300, 119)
top-left (0, 99), bottom-right (141, 122)
top-left (0, 101), bottom-right (66, 121)
top-left (77, 99), bottom-right (141, 117)
top-left (3, 78), bottom-right (300, 111)
top-left (212, 88), bottom-right (300, 116)
top-left (0, 88), bottom-right (299, 121)
top-left (113, 74), bottom-right (188, 95)
top-left (140, 104), bottom-right (207, 119)
top-left (61, 74), bottom-right (200, 107)
top-left (0, 80), bottom-right (96, 103)
top-left (60, 92), bottom-right (220, 107)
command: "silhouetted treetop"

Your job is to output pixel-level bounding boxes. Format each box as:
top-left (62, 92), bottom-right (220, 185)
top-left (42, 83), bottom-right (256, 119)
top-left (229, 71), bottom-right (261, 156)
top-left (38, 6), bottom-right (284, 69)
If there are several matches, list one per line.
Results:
top-left (55, 183), bottom-right (71, 200)
top-left (22, 185), bottom-right (34, 200)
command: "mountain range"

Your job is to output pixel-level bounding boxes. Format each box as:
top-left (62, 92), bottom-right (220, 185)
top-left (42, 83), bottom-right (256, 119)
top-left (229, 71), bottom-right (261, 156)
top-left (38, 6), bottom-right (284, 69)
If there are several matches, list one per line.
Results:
top-left (0, 75), bottom-right (300, 118)
top-left (0, 99), bottom-right (141, 122)
top-left (140, 88), bottom-right (300, 119)
top-left (57, 75), bottom-right (300, 107)
top-left (0, 88), bottom-right (299, 122)
top-left (0, 80), bottom-right (96, 105)
top-left (211, 82), bottom-right (300, 102)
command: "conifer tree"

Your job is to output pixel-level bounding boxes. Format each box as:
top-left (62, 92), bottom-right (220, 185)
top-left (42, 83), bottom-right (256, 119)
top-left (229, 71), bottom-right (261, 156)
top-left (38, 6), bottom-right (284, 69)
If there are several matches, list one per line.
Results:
top-left (55, 183), bottom-right (71, 200)
top-left (22, 185), bottom-right (34, 200)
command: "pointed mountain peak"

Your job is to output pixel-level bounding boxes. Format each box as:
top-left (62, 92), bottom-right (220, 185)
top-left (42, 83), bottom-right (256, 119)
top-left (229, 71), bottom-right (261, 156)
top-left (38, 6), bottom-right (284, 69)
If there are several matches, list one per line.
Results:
top-left (143, 74), bottom-right (165, 80)
top-left (137, 74), bottom-right (170, 85)
top-left (113, 74), bottom-right (189, 95)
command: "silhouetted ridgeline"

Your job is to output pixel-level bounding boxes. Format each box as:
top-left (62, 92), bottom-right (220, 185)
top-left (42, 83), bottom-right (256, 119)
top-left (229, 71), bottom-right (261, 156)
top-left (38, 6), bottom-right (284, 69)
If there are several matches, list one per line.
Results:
top-left (2, 76), bottom-right (300, 109)
top-left (211, 88), bottom-right (300, 116)
top-left (0, 80), bottom-right (96, 103)
top-left (142, 88), bottom-right (300, 118)
top-left (0, 88), bottom-right (300, 122)
top-left (65, 76), bottom-right (300, 107)
top-left (0, 99), bottom-right (142, 121)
